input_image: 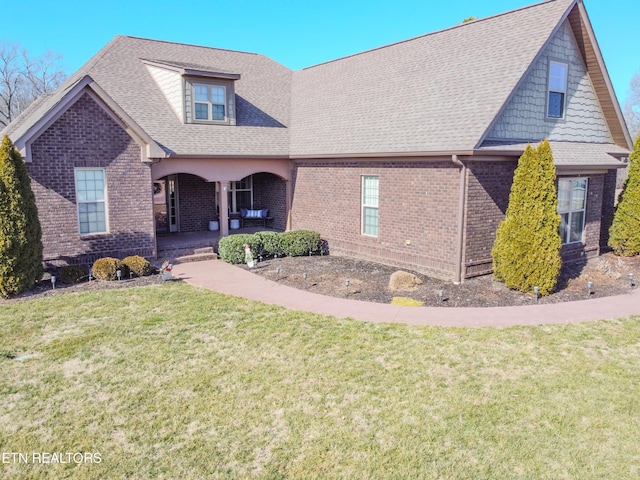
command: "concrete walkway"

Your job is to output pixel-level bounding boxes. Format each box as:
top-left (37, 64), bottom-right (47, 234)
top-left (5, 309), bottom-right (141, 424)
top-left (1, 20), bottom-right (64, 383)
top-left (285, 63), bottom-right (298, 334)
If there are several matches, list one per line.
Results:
top-left (171, 260), bottom-right (640, 328)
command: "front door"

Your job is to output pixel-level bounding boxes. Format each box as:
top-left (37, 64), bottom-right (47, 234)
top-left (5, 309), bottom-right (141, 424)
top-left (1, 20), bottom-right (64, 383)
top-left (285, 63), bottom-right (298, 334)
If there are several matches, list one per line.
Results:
top-left (153, 175), bottom-right (179, 233)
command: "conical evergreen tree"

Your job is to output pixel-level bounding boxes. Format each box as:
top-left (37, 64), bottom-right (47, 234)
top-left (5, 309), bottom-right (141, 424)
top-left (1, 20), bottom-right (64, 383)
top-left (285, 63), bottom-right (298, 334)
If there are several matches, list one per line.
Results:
top-left (0, 135), bottom-right (44, 297)
top-left (609, 135), bottom-right (640, 256)
top-left (492, 140), bottom-right (562, 295)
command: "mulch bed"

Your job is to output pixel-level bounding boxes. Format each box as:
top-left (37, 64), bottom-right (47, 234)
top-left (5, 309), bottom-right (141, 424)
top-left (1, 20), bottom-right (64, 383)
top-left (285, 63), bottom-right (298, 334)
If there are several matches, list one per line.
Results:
top-left (2, 252), bottom-right (639, 308)
top-left (245, 252), bottom-right (640, 307)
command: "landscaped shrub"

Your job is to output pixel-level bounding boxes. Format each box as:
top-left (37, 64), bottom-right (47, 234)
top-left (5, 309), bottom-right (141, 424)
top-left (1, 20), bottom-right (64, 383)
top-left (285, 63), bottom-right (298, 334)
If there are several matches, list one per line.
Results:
top-left (218, 230), bottom-right (322, 264)
top-left (92, 257), bottom-right (127, 281)
top-left (609, 135), bottom-right (640, 256)
top-left (60, 264), bottom-right (88, 284)
top-left (279, 230), bottom-right (321, 257)
top-left (218, 234), bottom-right (261, 264)
top-left (0, 135), bottom-right (44, 297)
top-left (123, 255), bottom-right (152, 277)
top-left (492, 140), bottom-right (562, 295)
top-left (254, 231), bottom-right (284, 257)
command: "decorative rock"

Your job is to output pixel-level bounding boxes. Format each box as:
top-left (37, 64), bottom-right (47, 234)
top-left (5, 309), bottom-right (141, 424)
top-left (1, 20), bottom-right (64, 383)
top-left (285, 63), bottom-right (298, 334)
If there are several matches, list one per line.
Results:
top-left (389, 271), bottom-right (423, 291)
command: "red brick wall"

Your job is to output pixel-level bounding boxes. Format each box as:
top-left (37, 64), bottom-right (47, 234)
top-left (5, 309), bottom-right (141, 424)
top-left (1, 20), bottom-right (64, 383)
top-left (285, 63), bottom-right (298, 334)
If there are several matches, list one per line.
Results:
top-left (291, 160), bottom-right (461, 279)
top-left (27, 92), bottom-right (155, 267)
top-left (177, 174), bottom-right (217, 232)
top-left (464, 161), bottom-right (516, 277)
top-left (600, 169), bottom-right (617, 250)
top-left (252, 173), bottom-right (286, 230)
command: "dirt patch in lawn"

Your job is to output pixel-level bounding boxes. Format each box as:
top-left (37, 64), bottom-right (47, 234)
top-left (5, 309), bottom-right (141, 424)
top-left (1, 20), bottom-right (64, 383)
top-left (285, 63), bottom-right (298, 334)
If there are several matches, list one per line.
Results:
top-left (245, 252), bottom-right (640, 307)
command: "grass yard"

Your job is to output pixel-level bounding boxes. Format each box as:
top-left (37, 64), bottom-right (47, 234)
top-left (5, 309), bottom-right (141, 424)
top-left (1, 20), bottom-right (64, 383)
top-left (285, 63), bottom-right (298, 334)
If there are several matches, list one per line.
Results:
top-left (1, 282), bottom-right (639, 479)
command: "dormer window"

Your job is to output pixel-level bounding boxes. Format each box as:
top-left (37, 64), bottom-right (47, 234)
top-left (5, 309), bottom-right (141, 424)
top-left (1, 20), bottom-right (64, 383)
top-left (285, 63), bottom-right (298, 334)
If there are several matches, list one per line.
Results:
top-left (141, 59), bottom-right (239, 126)
top-left (547, 61), bottom-right (568, 119)
top-left (194, 84), bottom-right (226, 121)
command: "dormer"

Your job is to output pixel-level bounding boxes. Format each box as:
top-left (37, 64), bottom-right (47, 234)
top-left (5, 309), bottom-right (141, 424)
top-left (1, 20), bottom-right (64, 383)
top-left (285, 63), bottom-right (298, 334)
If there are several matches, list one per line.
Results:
top-left (143, 59), bottom-right (240, 125)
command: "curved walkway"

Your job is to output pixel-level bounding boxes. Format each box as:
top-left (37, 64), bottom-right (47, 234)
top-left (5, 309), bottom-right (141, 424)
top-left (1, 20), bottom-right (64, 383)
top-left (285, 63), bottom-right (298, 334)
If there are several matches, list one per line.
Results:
top-left (171, 260), bottom-right (640, 327)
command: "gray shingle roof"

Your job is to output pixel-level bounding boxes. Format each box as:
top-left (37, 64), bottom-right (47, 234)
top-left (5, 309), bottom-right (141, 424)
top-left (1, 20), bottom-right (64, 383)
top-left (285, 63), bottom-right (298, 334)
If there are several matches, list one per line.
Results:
top-left (290, 0), bottom-right (576, 156)
top-left (3, 0), bottom-right (628, 163)
top-left (479, 140), bottom-right (628, 167)
top-left (4, 36), bottom-right (293, 157)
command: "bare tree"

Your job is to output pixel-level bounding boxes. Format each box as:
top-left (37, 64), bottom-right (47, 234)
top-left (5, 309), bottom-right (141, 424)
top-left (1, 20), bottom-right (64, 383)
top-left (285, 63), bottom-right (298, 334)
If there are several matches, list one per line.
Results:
top-left (0, 41), bottom-right (66, 128)
top-left (625, 69), bottom-right (640, 140)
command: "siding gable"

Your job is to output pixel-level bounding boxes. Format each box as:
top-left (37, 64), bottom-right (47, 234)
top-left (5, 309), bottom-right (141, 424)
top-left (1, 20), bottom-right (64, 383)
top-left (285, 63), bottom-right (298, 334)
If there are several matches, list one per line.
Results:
top-left (486, 20), bottom-right (613, 144)
top-left (145, 64), bottom-right (184, 121)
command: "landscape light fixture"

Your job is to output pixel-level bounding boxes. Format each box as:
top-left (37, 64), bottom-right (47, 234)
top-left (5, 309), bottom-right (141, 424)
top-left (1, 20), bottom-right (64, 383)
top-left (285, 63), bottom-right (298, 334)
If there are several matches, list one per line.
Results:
top-left (587, 281), bottom-right (593, 297)
top-left (630, 273), bottom-right (635, 288)
top-left (345, 279), bottom-right (350, 297)
top-left (276, 266), bottom-right (281, 281)
top-left (116, 269), bottom-right (122, 281)
top-left (51, 275), bottom-right (56, 289)
top-left (130, 270), bottom-right (133, 280)
top-left (438, 290), bottom-right (444, 303)
top-left (88, 268), bottom-right (93, 282)
top-left (303, 272), bottom-right (308, 289)
top-left (533, 286), bottom-right (539, 304)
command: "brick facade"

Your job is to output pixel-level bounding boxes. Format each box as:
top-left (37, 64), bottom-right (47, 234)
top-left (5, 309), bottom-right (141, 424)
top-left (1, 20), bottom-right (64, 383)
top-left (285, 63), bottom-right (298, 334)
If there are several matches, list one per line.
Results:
top-left (291, 160), bottom-right (461, 280)
top-left (27, 92), bottom-right (155, 268)
top-left (600, 169), bottom-right (617, 250)
top-left (464, 161), bottom-right (517, 277)
top-left (176, 174), bottom-right (217, 232)
top-left (252, 173), bottom-right (287, 231)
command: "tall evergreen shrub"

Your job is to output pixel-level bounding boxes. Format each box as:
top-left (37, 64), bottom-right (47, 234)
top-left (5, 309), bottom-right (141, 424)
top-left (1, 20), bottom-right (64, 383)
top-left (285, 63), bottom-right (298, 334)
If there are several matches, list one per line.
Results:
top-left (609, 135), bottom-right (640, 256)
top-left (0, 135), bottom-right (44, 296)
top-left (492, 140), bottom-right (562, 295)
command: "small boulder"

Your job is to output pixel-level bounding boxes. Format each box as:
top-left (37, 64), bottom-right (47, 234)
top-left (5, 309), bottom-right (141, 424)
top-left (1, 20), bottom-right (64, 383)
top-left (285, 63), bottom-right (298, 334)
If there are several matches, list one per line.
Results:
top-left (389, 271), bottom-right (423, 291)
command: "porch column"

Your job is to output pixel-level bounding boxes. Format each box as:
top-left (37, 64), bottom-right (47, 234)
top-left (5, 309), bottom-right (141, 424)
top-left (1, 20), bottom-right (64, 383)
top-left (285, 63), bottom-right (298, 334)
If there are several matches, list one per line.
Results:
top-left (219, 181), bottom-right (230, 237)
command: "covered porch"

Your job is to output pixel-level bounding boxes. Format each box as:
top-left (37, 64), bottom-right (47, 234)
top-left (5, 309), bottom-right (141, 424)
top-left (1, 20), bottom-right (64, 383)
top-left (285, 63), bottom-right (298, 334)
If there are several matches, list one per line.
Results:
top-left (156, 224), bottom-right (282, 260)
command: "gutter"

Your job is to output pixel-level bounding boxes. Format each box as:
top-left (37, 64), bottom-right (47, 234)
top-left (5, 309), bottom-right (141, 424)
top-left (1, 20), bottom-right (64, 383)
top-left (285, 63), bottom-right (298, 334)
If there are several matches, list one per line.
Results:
top-left (452, 155), bottom-right (466, 285)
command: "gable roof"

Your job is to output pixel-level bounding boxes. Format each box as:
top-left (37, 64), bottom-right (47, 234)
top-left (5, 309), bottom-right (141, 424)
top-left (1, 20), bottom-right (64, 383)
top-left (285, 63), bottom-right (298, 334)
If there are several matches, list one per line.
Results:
top-left (3, 36), bottom-right (293, 158)
top-left (289, 0), bottom-right (627, 157)
top-left (2, 0), bottom-right (631, 162)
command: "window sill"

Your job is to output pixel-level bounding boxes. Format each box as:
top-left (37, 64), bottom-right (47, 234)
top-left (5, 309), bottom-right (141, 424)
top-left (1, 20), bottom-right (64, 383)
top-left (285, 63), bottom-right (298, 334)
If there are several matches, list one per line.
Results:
top-left (189, 119), bottom-right (230, 126)
top-left (79, 232), bottom-right (109, 238)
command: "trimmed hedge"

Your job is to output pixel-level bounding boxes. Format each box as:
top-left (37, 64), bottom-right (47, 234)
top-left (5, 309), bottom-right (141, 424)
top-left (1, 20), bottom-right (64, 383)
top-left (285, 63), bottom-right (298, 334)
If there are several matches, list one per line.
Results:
top-left (218, 230), bottom-right (322, 264)
top-left (60, 264), bottom-right (88, 284)
top-left (92, 257), bottom-right (128, 281)
top-left (218, 234), bottom-right (260, 264)
top-left (123, 255), bottom-right (152, 277)
top-left (254, 231), bottom-right (285, 258)
top-left (280, 230), bottom-right (321, 257)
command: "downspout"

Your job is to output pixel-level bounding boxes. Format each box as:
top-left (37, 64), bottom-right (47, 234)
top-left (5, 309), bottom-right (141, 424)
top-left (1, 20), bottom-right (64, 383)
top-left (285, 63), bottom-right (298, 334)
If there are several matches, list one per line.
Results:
top-left (452, 155), bottom-right (466, 285)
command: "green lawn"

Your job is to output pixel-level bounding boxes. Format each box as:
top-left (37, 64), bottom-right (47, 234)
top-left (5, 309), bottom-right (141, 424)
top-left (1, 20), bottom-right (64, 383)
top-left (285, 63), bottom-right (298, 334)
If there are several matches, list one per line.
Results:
top-left (1, 282), bottom-right (639, 479)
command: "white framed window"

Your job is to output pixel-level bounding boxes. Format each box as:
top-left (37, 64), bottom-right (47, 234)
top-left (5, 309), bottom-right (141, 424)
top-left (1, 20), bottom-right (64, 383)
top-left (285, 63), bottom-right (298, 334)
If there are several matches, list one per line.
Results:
top-left (193, 84), bottom-right (226, 121)
top-left (228, 175), bottom-right (253, 213)
top-left (558, 178), bottom-right (587, 245)
top-left (362, 176), bottom-right (379, 236)
top-left (547, 61), bottom-right (568, 119)
top-left (75, 168), bottom-right (107, 235)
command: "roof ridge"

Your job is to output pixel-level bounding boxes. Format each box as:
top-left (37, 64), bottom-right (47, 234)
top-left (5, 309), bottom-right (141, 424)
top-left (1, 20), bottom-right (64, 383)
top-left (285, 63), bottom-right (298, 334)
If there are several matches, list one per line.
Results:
top-left (301, 0), bottom-right (572, 71)
top-left (121, 35), bottom-right (261, 57)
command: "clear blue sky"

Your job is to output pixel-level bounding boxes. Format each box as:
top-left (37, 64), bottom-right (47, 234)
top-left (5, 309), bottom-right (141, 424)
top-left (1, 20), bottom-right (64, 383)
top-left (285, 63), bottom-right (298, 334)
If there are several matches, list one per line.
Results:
top-left (4, 0), bottom-right (637, 105)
